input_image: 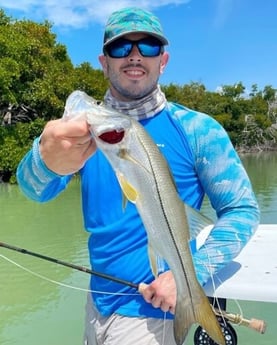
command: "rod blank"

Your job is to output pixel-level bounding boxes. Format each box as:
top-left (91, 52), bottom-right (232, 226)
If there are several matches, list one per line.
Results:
top-left (0, 241), bottom-right (138, 289)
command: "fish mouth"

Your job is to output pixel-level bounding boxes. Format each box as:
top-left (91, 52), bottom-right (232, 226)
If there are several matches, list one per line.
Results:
top-left (98, 129), bottom-right (125, 144)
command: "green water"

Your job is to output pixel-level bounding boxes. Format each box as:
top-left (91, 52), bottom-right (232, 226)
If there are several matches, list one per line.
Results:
top-left (0, 179), bottom-right (89, 344)
top-left (1, 153), bottom-right (277, 345)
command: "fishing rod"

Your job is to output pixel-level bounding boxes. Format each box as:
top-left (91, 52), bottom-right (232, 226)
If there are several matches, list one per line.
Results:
top-left (0, 241), bottom-right (138, 289)
top-left (0, 241), bottom-right (266, 337)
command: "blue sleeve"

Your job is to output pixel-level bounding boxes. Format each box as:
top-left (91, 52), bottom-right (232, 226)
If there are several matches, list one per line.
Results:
top-left (16, 137), bottom-right (72, 202)
top-left (178, 109), bottom-right (260, 286)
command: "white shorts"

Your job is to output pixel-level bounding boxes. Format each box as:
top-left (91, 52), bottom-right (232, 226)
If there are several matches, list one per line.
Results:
top-left (83, 293), bottom-right (177, 345)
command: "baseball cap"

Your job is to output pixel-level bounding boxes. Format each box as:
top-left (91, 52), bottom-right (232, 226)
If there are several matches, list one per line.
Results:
top-left (103, 7), bottom-right (169, 48)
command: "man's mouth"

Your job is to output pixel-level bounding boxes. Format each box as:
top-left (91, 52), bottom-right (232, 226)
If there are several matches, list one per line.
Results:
top-left (123, 65), bottom-right (146, 79)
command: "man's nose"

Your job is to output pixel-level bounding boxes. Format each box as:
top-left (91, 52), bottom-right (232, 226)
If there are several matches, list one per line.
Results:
top-left (127, 45), bottom-right (142, 61)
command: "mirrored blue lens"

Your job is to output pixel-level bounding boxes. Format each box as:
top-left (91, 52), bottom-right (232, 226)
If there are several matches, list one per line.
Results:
top-left (106, 38), bottom-right (162, 58)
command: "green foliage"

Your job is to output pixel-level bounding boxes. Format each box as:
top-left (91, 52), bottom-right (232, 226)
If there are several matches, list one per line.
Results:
top-left (163, 82), bottom-right (276, 149)
top-left (162, 82), bottom-right (207, 110)
top-left (252, 114), bottom-right (272, 132)
top-left (0, 118), bottom-right (46, 183)
top-left (73, 63), bottom-right (109, 100)
top-left (0, 11), bottom-right (108, 119)
top-left (220, 81), bottom-right (245, 99)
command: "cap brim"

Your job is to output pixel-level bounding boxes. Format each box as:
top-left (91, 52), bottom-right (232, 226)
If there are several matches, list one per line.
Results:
top-left (103, 30), bottom-right (169, 47)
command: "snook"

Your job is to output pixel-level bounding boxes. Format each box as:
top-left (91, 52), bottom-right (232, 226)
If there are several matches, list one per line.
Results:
top-left (64, 91), bottom-right (225, 345)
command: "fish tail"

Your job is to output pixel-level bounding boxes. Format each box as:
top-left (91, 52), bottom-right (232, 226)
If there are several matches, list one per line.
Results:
top-left (173, 302), bottom-right (194, 345)
top-left (194, 294), bottom-right (225, 345)
top-left (174, 294), bottom-right (225, 345)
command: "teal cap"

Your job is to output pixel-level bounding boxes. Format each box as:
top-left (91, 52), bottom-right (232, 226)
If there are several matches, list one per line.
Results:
top-left (103, 7), bottom-right (168, 47)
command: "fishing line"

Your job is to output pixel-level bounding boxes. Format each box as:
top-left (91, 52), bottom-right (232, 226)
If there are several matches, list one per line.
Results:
top-left (0, 241), bottom-right (139, 289)
top-left (161, 312), bottom-right (167, 345)
top-left (0, 254), bottom-right (140, 296)
top-left (201, 243), bottom-right (244, 324)
top-left (200, 244), bottom-right (228, 326)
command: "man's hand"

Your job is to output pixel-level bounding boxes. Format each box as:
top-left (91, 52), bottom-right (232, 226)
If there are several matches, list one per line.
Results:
top-left (40, 119), bottom-right (96, 175)
top-left (139, 271), bottom-right (176, 314)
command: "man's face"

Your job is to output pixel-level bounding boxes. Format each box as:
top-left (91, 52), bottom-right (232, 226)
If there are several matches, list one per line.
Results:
top-left (99, 33), bottom-right (169, 101)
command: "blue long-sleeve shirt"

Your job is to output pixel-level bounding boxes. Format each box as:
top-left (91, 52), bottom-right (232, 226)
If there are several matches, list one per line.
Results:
top-left (16, 102), bottom-right (260, 319)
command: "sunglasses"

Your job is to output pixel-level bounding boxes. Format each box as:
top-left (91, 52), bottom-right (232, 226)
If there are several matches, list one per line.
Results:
top-left (105, 37), bottom-right (164, 58)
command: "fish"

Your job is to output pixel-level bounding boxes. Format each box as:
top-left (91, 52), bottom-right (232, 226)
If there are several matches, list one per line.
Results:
top-left (63, 90), bottom-right (225, 345)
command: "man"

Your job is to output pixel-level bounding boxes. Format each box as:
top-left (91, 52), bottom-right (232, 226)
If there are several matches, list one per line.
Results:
top-left (17, 7), bottom-right (260, 345)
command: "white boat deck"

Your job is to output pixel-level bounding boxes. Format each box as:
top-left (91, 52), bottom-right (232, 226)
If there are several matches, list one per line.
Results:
top-left (201, 224), bottom-right (277, 303)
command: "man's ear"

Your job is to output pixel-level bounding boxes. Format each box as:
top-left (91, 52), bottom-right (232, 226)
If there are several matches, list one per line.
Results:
top-left (99, 55), bottom-right (108, 77)
top-left (160, 51), bottom-right (169, 75)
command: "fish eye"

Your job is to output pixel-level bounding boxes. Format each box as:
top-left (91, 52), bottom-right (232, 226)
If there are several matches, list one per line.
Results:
top-left (98, 130), bottom-right (125, 144)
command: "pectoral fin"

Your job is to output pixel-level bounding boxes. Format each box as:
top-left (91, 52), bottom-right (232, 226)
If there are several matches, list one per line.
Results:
top-left (148, 244), bottom-right (158, 277)
top-left (119, 149), bottom-right (152, 175)
top-left (148, 244), bottom-right (168, 278)
top-left (116, 172), bottom-right (139, 203)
